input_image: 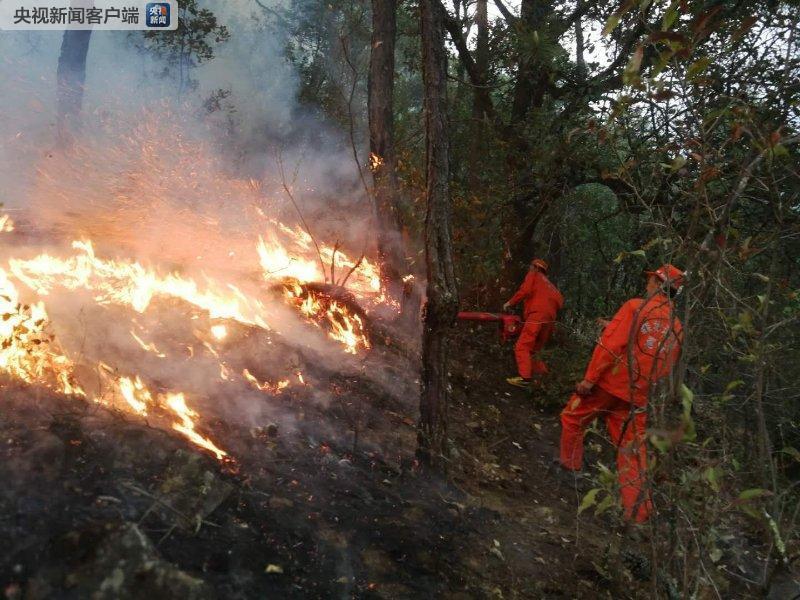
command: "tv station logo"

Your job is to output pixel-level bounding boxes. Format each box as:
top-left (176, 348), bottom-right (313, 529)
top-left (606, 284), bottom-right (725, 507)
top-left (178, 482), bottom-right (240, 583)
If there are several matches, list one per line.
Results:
top-left (145, 2), bottom-right (169, 28)
top-left (0, 1), bottom-right (179, 30)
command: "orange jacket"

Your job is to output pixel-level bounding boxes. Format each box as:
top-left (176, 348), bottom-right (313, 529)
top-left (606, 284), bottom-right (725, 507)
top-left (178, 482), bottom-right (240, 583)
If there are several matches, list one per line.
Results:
top-left (585, 293), bottom-right (682, 406)
top-left (507, 270), bottom-right (564, 319)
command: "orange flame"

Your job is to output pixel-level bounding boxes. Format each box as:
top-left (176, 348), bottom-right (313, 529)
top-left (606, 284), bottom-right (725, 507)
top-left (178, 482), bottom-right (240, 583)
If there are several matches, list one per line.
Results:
top-left (0, 268), bottom-right (84, 396)
top-left (166, 392), bottom-right (228, 460)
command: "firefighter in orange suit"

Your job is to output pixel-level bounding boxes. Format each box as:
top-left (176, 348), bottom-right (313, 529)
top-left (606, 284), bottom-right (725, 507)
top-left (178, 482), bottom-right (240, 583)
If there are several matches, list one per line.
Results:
top-left (504, 258), bottom-right (564, 388)
top-left (559, 264), bottom-right (684, 522)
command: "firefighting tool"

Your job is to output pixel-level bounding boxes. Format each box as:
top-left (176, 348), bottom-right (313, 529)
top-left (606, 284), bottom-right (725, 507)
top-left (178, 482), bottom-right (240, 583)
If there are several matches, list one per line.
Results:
top-left (457, 312), bottom-right (522, 343)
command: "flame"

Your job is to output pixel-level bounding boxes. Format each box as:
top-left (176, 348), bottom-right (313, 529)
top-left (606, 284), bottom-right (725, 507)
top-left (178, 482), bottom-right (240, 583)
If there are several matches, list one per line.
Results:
top-left (284, 285), bottom-right (370, 354)
top-left (165, 392), bottom-right (228, 460)
top-left (369, 152), bottom-right (384, 171)
top-left (242, 368), bottom-right (290, 393)
top-left (326, 301), bottom-right (370, 354)
top-left (106, 369), bottom-right (228, 460)
top-left (0, 268), bottom-right (84, 396)
top-left (117, 375), bottom-right (151, 415)
top-left (9, 241), bottom-right (271, 329)
top-left (130, 331), bottom-right (166, 357)
top-left (0, 215), bottom-right (386, 461)
top-left (0, 215), bottom-right (14, 233)
top-left (0, 265), bottom-right (229, 460)
top-left (257, 222), bottom-right (381, 298)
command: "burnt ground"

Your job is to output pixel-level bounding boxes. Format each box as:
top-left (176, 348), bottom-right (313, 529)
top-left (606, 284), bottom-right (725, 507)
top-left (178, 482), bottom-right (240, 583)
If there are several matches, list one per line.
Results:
top-left (0, 319), bottom-right (758, 599)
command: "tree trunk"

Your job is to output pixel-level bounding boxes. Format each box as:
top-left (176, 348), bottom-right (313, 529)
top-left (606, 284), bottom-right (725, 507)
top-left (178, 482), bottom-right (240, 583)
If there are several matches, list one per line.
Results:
top-left (369, 0), bottom-right (414, 313)
top-left (468, 0), bottom-right (491, 189)
top-left (472, 0), bottom-right (491, 122)
top-left (418, 0), bottom-right (458, 469)
top-left (575, 0), bottom-right (587, 80)
top-left (56, 30), bottom-right (92, 134)
top-left (510, 0), bottom-right (552, 123)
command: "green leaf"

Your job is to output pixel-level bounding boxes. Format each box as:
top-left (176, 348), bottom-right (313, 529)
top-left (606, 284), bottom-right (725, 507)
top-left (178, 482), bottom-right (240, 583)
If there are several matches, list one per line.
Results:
top-left (725, 380), bottom-right (744, 393)
top-left (595, 494), bottom-right (616, 516)
top-left (686, 56), bottom-right (710, 80)
top-left (680, 384), bottom-right (696, 441)
top-left (597, 462), bottom-right (616, 486)
top-left (623, 45), bottom-right (644, 86)
top-left (738, 311), bottom-right (754, 333)
top-left (662, 0), bottom-right (681, 30)
top-left (721, 379), bottom-right (744, 402)
top-left (770, 144), bottom-right (789, 157)
top-left (649, 433), bottom-right (670, 453)
top-left (704, 466), bottom-right (720, 492)
top-left (780, 447), bottom-right (800, 463)
top-left (603, 1), bottom-right (637, 37)
top-left (603, 13), bottom-right (621, 36)
top-left (670, 155), bottom-right (687, 172)
top-left (738, 488), bottom-right (771, 501)
top-left (680, 383), bottom-right (693, 412)
top-left (578, 488), bottom-right (601, 514)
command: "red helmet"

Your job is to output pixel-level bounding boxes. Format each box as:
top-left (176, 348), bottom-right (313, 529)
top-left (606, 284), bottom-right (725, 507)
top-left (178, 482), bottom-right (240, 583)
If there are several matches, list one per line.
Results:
top-left (645, 264), bottom-right (685, 290)
top-left (531, 258), bottom-right (548, 272)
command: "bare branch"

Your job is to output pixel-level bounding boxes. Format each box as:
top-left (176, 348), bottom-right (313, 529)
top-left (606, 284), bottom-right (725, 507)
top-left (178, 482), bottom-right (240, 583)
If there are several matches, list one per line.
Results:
top-left (275, 149), bottom-right (328, 283)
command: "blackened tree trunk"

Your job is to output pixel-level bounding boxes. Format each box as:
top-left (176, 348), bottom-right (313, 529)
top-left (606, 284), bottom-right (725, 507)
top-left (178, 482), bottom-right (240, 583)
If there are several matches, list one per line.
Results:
top-left (368, 0), bottom-right (406, 293)
top-left (56, 30), bottom-right (92, 131)
top-left (417, 0), bottom-right (458, 469)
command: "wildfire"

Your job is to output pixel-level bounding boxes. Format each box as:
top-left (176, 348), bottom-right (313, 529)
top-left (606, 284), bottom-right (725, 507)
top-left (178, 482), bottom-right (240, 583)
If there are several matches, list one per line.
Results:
top-left (0, 214), bottom-right (382, 462)
top-left (9, 240), bottom-right (271, 329)
top-left (284, 284), bottom-right (371, 354)
top-left (242, 368), bottom-right (290, 394)
top-left (166, 392), bottom-right (228, 461)
top-left (130, 331), bottom-right (167, 357)
top-left (117, 375), bottom-right (151, 415)
top-left (0, 268), bottom-right (84, 396)
top-left (257, 222), bottom-right (382, 299)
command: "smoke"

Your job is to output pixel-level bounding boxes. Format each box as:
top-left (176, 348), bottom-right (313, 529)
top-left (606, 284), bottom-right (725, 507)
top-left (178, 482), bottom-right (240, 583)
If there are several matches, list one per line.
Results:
top-left (0, 1), bottom-right (416, 458)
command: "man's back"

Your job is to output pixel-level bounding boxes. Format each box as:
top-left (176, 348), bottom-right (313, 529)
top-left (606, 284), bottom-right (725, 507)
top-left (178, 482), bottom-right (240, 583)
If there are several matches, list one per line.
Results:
top-left (590, 293), bottom-right (682, 405)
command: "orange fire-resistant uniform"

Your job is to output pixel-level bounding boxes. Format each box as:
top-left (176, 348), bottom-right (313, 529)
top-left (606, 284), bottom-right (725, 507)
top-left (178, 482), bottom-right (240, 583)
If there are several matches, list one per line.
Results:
top-left (506, 270), bottom-right (564, 379)
top-left (560, 292), bottom-right (682, 522)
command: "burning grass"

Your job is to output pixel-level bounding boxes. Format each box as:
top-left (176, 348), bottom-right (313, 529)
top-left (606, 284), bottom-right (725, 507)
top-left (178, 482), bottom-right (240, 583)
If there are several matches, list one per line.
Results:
top-left (0, 211), bottom-right (400, 464)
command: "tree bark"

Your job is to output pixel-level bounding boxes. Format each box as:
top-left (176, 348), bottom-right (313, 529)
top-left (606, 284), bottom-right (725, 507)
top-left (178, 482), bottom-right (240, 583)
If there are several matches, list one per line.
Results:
top-left (368, 0), bottom-right (406, 294)
top-left (56, 30), bottom-right (92, 133)
top-left (468, 0), bottom-right (490, 188)
top-left (418, 0), bottom-right (458, 469)
top-left (575, 0), bottom-right (586, 80)
top-left (473, 0), bottom-right (491, 122)
top-left (510, 0), bottom-right (552, 124)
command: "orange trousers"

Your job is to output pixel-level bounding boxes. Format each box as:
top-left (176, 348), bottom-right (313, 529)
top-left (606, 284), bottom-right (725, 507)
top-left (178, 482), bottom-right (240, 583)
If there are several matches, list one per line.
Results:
top-left (514, 319), bottom-right (554, 379)
top-left (559, 387), bottom-right (652, 522)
